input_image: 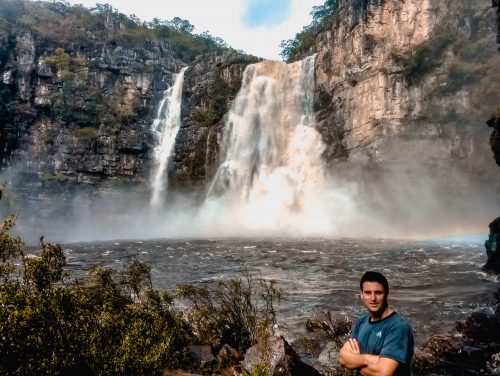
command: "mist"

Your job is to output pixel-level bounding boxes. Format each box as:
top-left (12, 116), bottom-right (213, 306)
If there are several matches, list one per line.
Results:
top-left (4, 54), bottom-right (500, 244)
top-left (4, 148), bottom-right (497, 246)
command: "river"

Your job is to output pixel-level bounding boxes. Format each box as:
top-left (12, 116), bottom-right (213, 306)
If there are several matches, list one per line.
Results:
top-left (60, 237), bottom-right (498, 350)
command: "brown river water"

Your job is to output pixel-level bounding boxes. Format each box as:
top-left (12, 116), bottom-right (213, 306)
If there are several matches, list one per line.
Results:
top-left (59, 237), bottom-right (499, 350)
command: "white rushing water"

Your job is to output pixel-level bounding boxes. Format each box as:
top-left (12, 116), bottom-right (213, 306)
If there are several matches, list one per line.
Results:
top-left (150, 67), bottom-right (188, 208)
top-left (201, 55), bottom-right (333, 235)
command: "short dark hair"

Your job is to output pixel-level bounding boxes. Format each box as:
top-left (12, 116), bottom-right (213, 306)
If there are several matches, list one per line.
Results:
top-left (360, 271), bottom-right (389, 294)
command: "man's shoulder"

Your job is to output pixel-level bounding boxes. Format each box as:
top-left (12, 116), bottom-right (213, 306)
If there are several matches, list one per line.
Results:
top-left (353, 312), bottom-right (370, 326)
top-left (390, 312), bottom-right (412, 330)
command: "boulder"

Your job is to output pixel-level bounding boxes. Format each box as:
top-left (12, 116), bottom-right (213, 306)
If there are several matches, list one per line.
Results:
top-left (316, 341), bottom-right (340, 370)
top-left (241, 335), bottom-right (299, 376)
top-left (486, 353), bottom-right (500, 375)
top-left (217, 344), bottom-right (245, 363)
top-left (273, 355), bottom-right (323, 376)
top-left (187, 344), bottom-right (215, 366)
top-left (483, 217), bottom-right (500, 273)
top-left (416, 300), bottom-right (500, 375)
top-left (305, 311), bottom-right (333, 333)
top-left (305, 311), bottom-right (352, 341)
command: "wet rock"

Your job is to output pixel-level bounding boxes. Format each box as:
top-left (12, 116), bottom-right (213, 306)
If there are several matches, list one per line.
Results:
top-left (483, 217), bottom-right (500, 273)
top-left (217, 344), bottom-right (245, 363)
top-left (306, 311), bottom-right (333, 333)
top-left (187, 344), bottom-right (215, 366)
top-left (305, 311), bottom-right (352, 342)
top-left (316, 341), bottom-right (340, 371)
top-left (416, 298), bottom-right (500, 376)
top-left (486, 352), bottom-right (500, 375)
top-left (241, 335), bottom-right (300, 376)
top-left (171, 50), bottom-right (258, 201)
top-left (273, 355), bottom-right (323, 376)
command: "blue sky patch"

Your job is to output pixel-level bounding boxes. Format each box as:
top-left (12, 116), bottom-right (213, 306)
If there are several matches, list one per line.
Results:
top-left (242, 0), bottom-right (292, 28)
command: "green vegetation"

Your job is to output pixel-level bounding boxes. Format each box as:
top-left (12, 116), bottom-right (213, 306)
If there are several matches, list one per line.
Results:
top-left (178, 272), bottom-right (281, 352)
top-left (0, 229), bottom-right (188, 375)
top-left (394, 4), bottom-right (500, 125)
top-left (44, 48), bottom-right (106, 128)
top-left (0, 0), bottom-right (232, 134)
top-left (74, 126), bottom-right (99, 141)
top-left (0, 83), bottom-right (18, 165)
top-left (43, 48), bottom-right (142, 132)
top-left (280, 0), bottom-right (371, 61)
top-left (40, 172), bottom-right (68, 182)
top-left (0, 0), bottom-right (227, 62)
top-left (390, 4), bottom-right (496, 88)
top-left (192, 76), bottom-right (242, 126)
top-left (0, 187), bottom-right (281, 374)
top-left (391, 26), bottom-right (456, 84)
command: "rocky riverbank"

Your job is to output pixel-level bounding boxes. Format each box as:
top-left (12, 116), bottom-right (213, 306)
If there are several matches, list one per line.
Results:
top-left (162, 297), bottom-right (500, 376)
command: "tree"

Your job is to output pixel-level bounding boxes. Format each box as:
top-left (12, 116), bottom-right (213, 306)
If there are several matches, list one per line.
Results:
top-left (168, 17), bottom-right (194, 33)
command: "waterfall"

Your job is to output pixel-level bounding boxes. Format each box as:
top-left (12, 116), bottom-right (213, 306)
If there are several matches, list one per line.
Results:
top-left (150, 67), bottom-right (188, 208)
top-left (203, 55), bottom-right (331, 234)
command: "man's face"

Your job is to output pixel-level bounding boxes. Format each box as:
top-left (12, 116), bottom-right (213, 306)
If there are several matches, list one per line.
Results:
top-left (360, 281), bottom-right (388, 316)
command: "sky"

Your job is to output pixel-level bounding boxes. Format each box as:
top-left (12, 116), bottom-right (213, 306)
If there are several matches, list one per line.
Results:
top-left (60, 0), bottom-right (326, 60)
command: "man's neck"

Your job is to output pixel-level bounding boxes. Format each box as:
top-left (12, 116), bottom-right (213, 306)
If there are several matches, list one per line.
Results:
top-left (369, 306), bottom-right (393, 321)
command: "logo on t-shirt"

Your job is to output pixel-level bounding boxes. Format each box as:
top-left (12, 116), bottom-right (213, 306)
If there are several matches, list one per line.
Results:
top-left (376, 331), bottom-right (382, 337)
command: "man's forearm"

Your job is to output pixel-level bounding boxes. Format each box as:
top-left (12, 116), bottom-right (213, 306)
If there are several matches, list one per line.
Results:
top-left (340, 352), bottom-right (397, 376)
top-left (359, 355), bottom-right (398, 376)
top-left (339, 349), bottom-right (379, 369)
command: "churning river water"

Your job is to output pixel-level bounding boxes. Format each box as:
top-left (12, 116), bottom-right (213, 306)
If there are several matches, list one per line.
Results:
top-left (61, 237), bottom-right (498, 349)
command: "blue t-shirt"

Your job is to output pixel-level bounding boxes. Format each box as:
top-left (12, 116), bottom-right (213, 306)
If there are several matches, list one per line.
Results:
top-left (351, 311), bottom-right (414, 376)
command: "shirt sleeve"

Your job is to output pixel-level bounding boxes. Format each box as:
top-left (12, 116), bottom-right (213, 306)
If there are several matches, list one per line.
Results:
top-left (350, 316), bottom-right (363, 339)
top-left (379, 322), bottom-right (412, 364)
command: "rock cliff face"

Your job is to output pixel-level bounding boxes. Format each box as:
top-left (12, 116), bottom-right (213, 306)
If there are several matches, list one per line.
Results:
top-left (171, 52), bottom-right (259, 200)
top-left (3, 27), bottom-right (180, 186)
top-left (484, 0), bottom-right (500, 274)
top-left (0, 2), bottom-right (256, 206)
top-left (312, 0), bottom-right (497, 179)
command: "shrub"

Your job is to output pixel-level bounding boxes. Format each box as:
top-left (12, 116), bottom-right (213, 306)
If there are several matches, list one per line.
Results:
top-left (0, 208), bottom-right (188, 375)
top-left (280, 0), bottom-right (371, 61)
top-left (0, 186), bottom-right (283, 374)
top-left (391, 26), bottom-right (456, 84)
top-left (74, 126), bottom-right (99, 141)
top-left (438, 61), bottom-right (488, 94)
top-left (177, 271), bottom-right (281, 352)
top-left (192, 75), bottom-right (242, 126)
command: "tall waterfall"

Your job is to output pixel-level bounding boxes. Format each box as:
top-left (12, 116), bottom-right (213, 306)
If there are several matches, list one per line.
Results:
top-left (150, 67), bottom-right (188, 208)
top-left (203, 56), bottom-right (332, 234)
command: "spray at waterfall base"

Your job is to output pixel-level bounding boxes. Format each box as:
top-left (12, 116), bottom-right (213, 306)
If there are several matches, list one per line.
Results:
top-left (10, 56), bottom-right (500, 243)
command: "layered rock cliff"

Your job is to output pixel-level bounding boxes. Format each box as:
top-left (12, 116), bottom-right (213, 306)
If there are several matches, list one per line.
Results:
top-left (314, 0), bottom-right (497, 171)
top-left (0, 1), bottom-right (256, 209)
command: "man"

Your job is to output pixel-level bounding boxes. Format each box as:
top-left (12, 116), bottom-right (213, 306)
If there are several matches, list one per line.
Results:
top-left (339, 271), bottom-right (414, 376)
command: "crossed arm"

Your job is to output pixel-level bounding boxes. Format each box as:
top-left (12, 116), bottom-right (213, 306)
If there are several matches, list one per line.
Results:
top-left (339, 338), bottom-right (399, 376)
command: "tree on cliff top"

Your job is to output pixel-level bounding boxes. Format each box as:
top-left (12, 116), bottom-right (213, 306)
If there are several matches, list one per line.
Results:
top-left (0, 0), bottom-right (228, 61)
top-left (280, 0), bottom-right (370, 61)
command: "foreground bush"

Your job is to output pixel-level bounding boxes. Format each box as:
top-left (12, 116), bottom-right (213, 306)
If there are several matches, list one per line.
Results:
top-left (178, 272), bottom-right (281, 353)
top-left (0, 224), bottom-right (188, 375)
top-left (0, 192), bottom-right (282, 374)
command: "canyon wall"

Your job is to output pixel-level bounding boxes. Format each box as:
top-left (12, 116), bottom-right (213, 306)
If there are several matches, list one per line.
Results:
top-left (314, 0), bottom-right (497, 171)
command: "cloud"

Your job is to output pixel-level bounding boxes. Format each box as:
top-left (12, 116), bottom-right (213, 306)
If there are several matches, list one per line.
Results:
top-left (242, 0), bottom-right (292, 28)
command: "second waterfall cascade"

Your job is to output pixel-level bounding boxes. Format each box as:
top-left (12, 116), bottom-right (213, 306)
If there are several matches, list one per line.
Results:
top-left (200, 55), bottom-right (333, 235)
top-left (150, 67), bottom-right (188, 208)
